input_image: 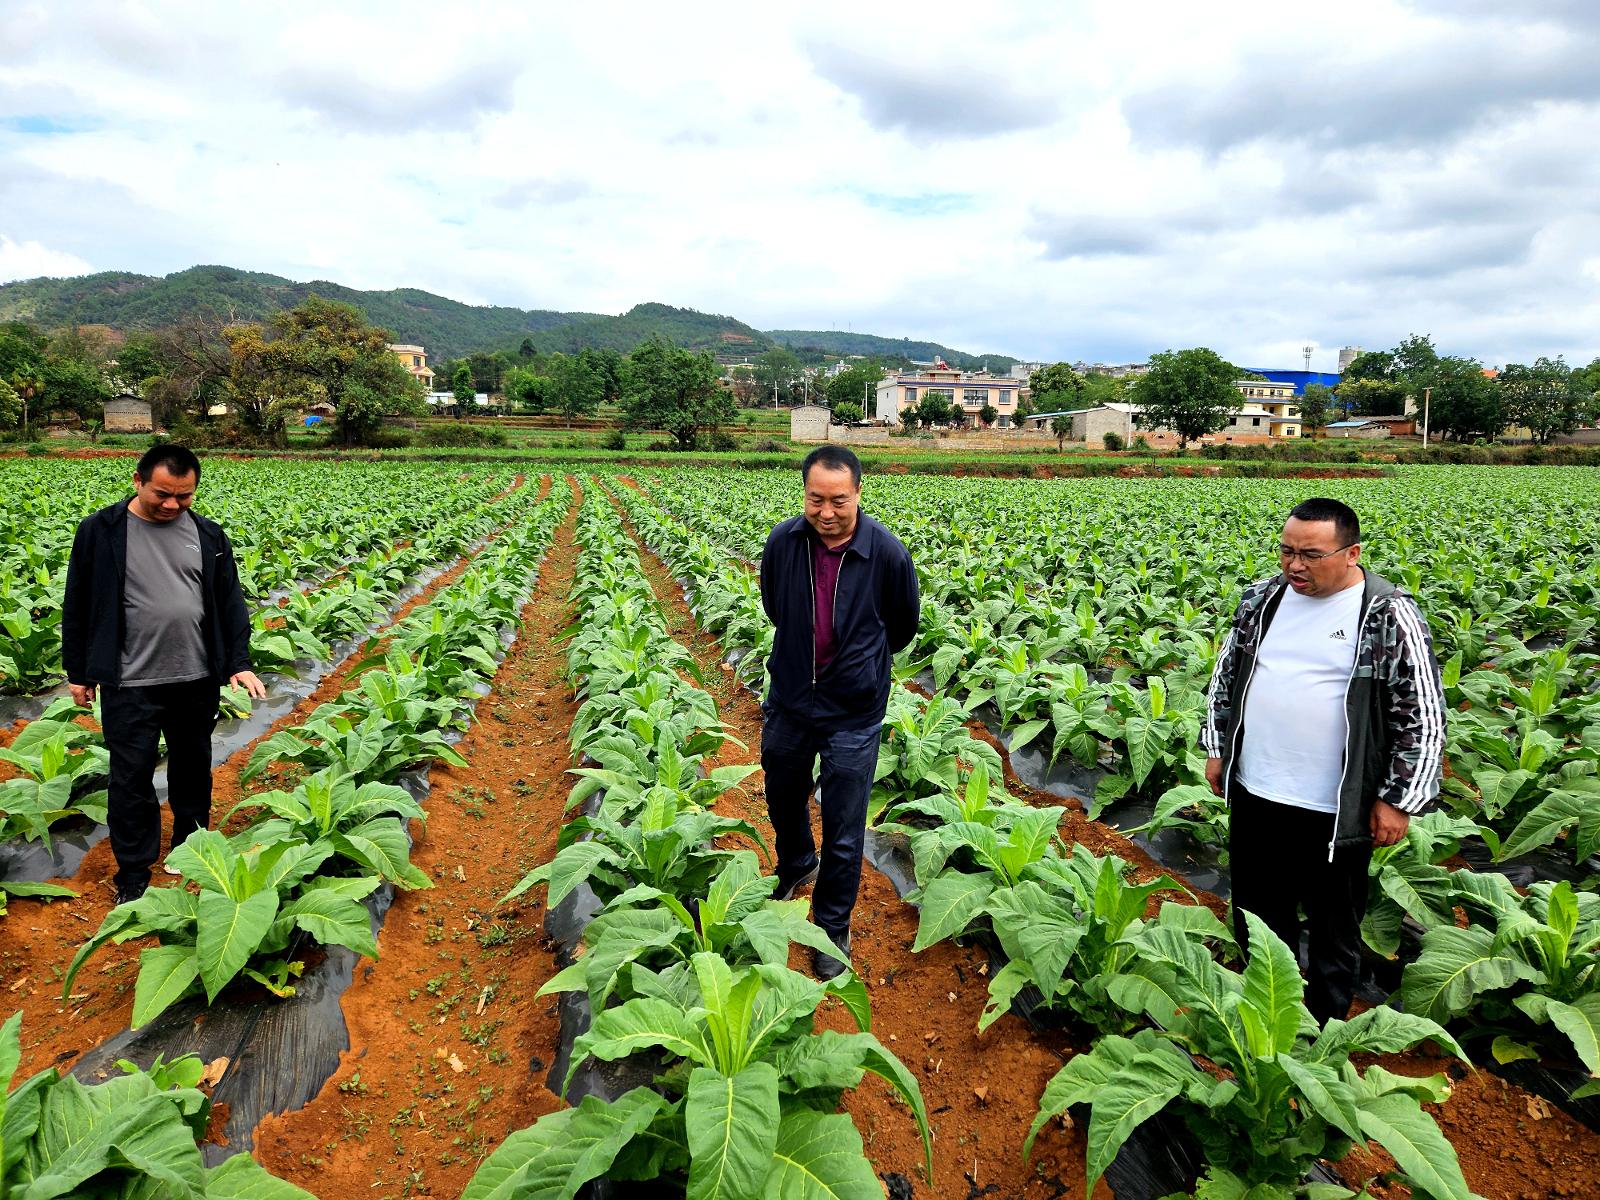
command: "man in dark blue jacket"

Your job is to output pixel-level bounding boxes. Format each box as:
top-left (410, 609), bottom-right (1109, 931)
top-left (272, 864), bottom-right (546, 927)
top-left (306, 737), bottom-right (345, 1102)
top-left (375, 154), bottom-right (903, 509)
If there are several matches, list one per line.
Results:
top-left (63, 445), bottom-right (265, 904)
top-left (759, 445), bottom-right (919, 979)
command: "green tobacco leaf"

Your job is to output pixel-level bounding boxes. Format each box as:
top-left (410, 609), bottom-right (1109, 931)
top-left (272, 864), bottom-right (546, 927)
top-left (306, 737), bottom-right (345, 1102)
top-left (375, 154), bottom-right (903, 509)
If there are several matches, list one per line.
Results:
top-left (1314, 1005), bottom-right (1465, 1064)
top-left (1490, 1035), bottom-right (1539, 1065)
top-left (206, 1152), bottom-right (320, 1199)
top-left (278, 887), bottom-right (379, 960)
top-left (763, 1108), bottom-right (882, 1199)
top-left (1543, 995), bottom-right (1600, 1075)
top-left (685, 1063), bottom-right (779, 1200)
top-left (20, 1083), bottom-right (206, 1200)
top-left (166, 829), bottom-right (238, 896)
top-left (459, 1088), bottom-right (664, 1200)
top-left (567, 998), bottom-right (711, 1095)
top-left (1354, 1092), bottom-right (1473, 1200)
top-left (196, 889), bottom-right (280, 1002)
top-left (1400, 925), bottom-right (1536, 1023)
top-left (909, 871), bottom-right (994, 951)
top-left (1239, 911), bottom-right (1304, 1058)
top-left (1276, 1054), bottom-right (1363, 1142)
top-left (131, 945), bottom-right (202, 1029)
top-left (1083, 1050), bottom-right (1192, 1195)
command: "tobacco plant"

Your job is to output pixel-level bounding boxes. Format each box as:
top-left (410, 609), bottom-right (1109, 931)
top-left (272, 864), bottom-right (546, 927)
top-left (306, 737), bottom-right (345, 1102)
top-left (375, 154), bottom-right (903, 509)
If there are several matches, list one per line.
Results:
top-left (1029, 914), bottom-right (1474, 1198)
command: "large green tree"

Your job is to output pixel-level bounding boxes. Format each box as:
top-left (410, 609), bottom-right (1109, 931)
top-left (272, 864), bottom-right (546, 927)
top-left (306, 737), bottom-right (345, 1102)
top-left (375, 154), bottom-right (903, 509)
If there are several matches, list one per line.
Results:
top-left (1499, 356), bottom-right (1587, 443)
top-left (1297, 382), bottom-right (1334, 435)
top-left (1425, 356), bottom-right (1504, 442)
top-left (547, 351), bottom-right (604, 426)
top-left (266, 297), bottom-right (424, 446)
top-left (915, 390), bottom-right (953, 427)
top-left (620, 338), bottom-right (733, 449)
top-left (1128, 347), bottom-right (1243, 448)
top-left (0, 378), bottom-right (21, 430)
top-left (1027, 362), bottom-right (1085, 412)
top-left (1337, 377), bottom-right (1407, 417)
top-left (504, 365), bottom-right (549, 413)
top-left (824, 361), bottom-right (885, 413)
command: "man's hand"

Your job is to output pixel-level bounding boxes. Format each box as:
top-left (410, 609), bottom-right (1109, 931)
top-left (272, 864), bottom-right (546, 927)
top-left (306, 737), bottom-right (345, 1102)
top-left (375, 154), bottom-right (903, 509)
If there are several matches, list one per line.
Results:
top-left (69, 682), bottom-right (96, 707)
top-left (229, 670), bottom-right (267, 700)
top-left (1205, 756), bottom-right (1225, 798)
top-left (1370, 800), bottom-right (1409, 847)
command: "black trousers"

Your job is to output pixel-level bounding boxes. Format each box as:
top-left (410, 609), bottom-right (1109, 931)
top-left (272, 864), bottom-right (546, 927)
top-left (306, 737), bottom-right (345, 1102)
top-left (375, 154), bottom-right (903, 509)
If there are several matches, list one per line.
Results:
top-left (760, 705), bottom-right (880, 941)
top-left (100, 679), bottom-right (219, 889)
top-left (1228, 783), bottom-right (1372, 1026)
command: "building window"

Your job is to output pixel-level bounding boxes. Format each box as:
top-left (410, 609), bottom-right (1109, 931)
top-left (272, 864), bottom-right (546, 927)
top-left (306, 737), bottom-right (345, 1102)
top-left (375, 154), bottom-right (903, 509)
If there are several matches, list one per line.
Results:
top-left (412, 356), bottom-right (422, 367)
top-left (1252, 417), bottom-right (1261, 427)
top-left (905, 387), bottom-right (918, 403)
top-left (962, 389), bottom-right (987, 406)
top-left (999, 391), bottom-right (1013, 405)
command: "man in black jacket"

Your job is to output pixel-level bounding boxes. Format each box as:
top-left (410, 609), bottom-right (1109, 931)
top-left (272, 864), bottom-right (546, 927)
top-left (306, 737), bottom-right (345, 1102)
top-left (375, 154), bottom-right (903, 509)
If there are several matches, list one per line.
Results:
top-left (759, 445), bottom-right (919, 980)
top-left (63, 445), bottom-right (265, 904)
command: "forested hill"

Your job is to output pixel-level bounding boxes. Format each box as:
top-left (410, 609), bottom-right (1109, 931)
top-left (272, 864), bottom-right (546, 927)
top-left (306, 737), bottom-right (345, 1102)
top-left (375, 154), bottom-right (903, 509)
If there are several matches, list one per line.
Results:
top-left (0, 265), bottom-right (1016, 366)
top-left (767, 329), bottom-right (1019, 373)
top-left (0, 266), bottom-right (599, 363)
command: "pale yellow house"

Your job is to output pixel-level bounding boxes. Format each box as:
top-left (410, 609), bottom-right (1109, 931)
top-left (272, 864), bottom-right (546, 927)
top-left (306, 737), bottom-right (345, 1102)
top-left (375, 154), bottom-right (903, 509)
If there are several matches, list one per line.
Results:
top-left (874, 363), bottom-right (1022, 427)
top-left (388, 344), bottom-right (435, 391)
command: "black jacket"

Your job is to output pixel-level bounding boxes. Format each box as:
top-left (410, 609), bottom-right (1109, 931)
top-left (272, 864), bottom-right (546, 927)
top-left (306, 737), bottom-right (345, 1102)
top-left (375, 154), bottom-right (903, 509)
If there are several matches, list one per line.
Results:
top-left (62, 499), bottom-right (254, 687)
top-left (759, 511), bottom-right (919, 732)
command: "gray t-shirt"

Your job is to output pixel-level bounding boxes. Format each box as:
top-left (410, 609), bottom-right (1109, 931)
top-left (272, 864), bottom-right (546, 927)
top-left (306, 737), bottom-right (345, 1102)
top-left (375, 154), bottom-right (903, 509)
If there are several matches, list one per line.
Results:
top-left (121, 509), bottom-right (209, 685)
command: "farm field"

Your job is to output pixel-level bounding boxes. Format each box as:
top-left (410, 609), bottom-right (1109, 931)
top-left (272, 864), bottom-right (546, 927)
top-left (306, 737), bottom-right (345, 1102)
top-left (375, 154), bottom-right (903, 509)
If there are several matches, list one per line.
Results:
top-left (1, 459), bottom-right (1598, 1199)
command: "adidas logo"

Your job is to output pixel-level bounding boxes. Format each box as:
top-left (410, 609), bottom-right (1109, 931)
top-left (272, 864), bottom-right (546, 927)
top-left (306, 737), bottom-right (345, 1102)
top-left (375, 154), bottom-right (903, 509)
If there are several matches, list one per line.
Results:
top-left (1329, 629), bottom-right (1348, 641)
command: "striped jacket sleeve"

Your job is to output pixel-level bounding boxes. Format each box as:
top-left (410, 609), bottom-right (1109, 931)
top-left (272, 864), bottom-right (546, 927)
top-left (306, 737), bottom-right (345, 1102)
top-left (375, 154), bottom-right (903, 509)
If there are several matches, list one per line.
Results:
top-left (1375, 593), bottom-right (1447, 814)
top-left (1200, 617), bottom-right (1243, 757)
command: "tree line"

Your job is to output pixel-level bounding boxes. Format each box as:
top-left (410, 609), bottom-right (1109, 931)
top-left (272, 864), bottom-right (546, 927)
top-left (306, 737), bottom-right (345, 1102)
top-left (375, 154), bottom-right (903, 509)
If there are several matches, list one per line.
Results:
top-left (1022, 339), bottom-right (1600, 448)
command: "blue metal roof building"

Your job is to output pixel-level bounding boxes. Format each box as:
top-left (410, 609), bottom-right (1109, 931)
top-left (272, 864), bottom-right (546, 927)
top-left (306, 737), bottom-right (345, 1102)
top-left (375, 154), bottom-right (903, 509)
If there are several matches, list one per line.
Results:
top-left (1243, 369), bottom-right (1342, 395)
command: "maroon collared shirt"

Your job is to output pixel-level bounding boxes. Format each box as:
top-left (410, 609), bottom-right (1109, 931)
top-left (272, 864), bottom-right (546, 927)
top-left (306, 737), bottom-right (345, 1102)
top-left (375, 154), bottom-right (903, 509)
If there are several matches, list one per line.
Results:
top-left (811, 530), bottom-right (853, 672)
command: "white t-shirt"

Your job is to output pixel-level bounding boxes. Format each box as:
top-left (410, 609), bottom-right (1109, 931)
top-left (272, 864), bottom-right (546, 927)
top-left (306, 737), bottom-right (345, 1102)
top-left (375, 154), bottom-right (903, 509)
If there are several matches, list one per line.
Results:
top-left (1236, 583), bottom-right (1363, 813)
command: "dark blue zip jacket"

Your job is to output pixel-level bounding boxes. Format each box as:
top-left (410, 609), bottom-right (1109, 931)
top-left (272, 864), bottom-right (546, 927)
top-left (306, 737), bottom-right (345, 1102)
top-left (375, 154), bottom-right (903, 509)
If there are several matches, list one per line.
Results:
top-left (759, 511), bottom-right (919, 732)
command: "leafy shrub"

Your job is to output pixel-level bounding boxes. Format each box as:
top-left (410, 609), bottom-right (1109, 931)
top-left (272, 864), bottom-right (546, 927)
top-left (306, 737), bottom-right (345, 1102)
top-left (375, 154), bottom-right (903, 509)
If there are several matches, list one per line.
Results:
top-left (701, 430), bottom-right (738, 452)
top-left (419, 423), bottom-right (507, 447)
top-left (362, 427), bottom-right (412, 449)
top-left (1102, 431), bottom-right (1125, 451)
top-left (601, 427), bottom-right (627, 450)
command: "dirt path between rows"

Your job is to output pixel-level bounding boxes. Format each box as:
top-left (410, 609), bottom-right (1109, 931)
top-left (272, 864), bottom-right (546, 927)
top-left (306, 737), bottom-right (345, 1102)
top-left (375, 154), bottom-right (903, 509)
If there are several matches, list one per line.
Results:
top-left (252, 477), bottom-right (583, 1198)
top-left (0, 476), bottom-right (538, 1081)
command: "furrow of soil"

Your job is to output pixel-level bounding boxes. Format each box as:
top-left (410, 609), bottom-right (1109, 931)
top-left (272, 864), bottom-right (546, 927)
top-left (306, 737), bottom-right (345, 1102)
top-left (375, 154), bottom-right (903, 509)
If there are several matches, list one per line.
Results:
top-left (250, 477), bottom-right (582, 1199)
top-left (602, 479), bottom-right (1103, 1200)
top-left (0, 475), bottom-right (542, 1080)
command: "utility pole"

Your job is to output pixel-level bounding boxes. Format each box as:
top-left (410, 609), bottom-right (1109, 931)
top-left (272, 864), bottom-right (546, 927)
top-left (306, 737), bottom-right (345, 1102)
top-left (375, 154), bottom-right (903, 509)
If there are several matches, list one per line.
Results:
top-left (1421, 386), bottom-right (1432, 445)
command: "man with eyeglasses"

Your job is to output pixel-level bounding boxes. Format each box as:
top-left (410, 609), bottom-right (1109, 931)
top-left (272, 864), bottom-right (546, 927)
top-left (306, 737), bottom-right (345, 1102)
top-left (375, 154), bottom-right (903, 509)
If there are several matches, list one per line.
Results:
top-left (1201, 497), bottom-right (1445, 1024)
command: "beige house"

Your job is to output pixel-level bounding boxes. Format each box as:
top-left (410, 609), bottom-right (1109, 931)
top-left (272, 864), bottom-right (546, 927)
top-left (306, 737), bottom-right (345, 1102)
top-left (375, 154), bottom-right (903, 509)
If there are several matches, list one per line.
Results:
top-left (388, 344), bottom-right (435, 391)
top-left (874, 363), bottom-right (1022, 427)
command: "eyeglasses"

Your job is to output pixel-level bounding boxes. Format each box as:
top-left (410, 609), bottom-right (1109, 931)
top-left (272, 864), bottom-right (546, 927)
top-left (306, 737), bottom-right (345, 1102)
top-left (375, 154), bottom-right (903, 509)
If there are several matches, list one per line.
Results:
top-left (1278, 543), bottom-right (1356, 563)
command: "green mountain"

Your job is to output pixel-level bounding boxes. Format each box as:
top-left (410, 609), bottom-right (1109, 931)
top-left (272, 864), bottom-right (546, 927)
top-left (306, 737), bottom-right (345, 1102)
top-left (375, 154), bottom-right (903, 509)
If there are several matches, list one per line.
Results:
top-left (518, 302), bottom-right (773, 356)
top-left (0, 265), bottom-right (596, 363)
top-left (0, 265), bottom-right (1017, 368)
top-left (766, 329), bottom-right (1019, 373)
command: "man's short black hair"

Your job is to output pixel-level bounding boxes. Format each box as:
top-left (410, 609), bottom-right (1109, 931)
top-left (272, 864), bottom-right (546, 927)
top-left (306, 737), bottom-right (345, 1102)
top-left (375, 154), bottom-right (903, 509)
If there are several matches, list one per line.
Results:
top-left (136, 444), bottom-right (202, 484)
top-left (1289, 497), bottom-right (1359, 545)
top-left (801, 445), bottom-right (862, 488)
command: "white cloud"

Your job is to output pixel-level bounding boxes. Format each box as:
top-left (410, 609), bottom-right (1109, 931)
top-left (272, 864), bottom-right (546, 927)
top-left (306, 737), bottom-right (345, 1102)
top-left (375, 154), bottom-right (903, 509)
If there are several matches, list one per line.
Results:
top-left (0, 0), bottom-right (1596, 369)
top-left (0, 235), bottom-right (93, 283)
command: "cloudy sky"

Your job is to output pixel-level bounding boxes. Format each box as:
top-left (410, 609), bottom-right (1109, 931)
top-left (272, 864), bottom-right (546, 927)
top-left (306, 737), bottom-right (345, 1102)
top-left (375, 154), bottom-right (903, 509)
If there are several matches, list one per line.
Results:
top-left (2, 0), bottom-right (1597, 369)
